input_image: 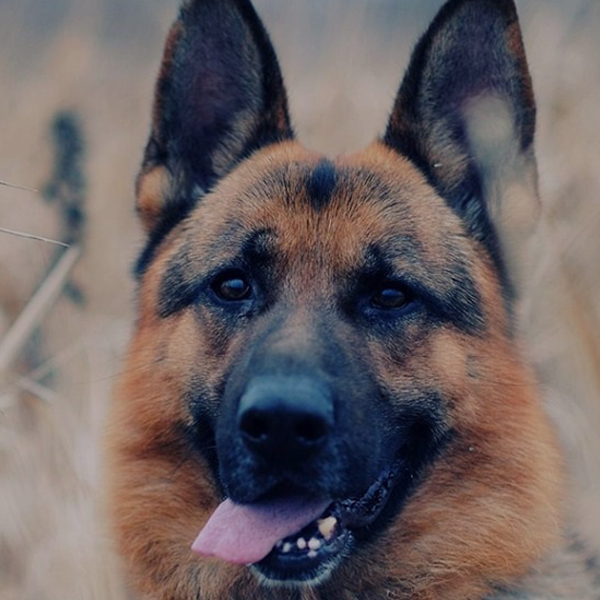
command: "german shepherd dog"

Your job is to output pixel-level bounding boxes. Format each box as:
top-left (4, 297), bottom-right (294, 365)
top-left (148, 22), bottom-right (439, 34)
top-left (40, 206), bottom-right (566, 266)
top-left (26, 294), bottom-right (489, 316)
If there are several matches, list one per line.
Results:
top-left (105, 0), bottom-right (600, 598)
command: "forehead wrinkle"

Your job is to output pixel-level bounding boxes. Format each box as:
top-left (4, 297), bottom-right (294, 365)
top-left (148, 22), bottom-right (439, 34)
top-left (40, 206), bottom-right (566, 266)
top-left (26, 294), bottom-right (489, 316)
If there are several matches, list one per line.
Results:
top-left (172, 150), bottom-right (479, 289)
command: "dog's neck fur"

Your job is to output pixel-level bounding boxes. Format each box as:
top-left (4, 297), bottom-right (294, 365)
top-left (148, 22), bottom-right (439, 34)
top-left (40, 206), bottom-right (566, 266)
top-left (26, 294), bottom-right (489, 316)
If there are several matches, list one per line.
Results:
top-left (489, 534), bottom-right (600, 600)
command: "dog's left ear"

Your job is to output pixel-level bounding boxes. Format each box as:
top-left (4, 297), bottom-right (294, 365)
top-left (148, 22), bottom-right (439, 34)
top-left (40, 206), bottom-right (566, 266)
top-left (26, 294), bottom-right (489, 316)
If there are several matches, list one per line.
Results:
top-left (384, 0), bottom-right (539, 263)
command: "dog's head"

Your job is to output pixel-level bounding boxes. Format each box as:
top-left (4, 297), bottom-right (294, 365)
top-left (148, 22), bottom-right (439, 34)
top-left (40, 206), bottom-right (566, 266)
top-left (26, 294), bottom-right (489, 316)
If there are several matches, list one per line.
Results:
top-left (106, 1), bottom-right (563, 598)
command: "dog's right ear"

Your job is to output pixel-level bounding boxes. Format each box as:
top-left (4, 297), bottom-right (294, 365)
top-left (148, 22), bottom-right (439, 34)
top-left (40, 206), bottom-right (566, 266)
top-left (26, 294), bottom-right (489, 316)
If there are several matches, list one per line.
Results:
top-left (136, 0), bottom-right (293, 234)
top-left (383, 0), bottom-right (540, 289)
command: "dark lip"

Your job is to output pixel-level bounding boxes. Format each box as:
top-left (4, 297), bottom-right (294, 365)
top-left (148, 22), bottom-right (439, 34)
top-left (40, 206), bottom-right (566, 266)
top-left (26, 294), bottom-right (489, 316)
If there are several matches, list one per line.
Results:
top-left (338, 462), bottom-right (401, 528)
top-left (251, 462), bottom-right (403, 584)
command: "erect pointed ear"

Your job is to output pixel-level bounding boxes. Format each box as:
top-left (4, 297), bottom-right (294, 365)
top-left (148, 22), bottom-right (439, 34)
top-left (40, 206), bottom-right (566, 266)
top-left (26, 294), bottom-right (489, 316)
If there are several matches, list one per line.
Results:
top-left (384, 0), bottom-right (539, 279)
top-left (136, 0), bottom-right (293, 233)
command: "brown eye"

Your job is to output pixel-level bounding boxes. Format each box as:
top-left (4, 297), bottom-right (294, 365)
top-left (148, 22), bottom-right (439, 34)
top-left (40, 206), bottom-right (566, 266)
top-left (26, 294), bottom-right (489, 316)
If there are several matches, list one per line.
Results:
top-left (371, 286), bottom-right (410, 310)
top-left (214, 274), bottom-right (252, 302)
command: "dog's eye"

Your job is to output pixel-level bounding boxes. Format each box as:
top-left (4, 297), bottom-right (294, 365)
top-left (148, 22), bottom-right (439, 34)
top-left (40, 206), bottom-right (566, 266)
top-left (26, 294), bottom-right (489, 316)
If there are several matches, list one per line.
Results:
top-left (371, 286), bottom-right (411, 310)
top-left (213, 273), bottom-right (252, 302)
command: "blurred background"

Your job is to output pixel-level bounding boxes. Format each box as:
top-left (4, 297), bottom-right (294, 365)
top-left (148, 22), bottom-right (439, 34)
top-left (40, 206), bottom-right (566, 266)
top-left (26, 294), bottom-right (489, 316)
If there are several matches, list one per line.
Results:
top-left (0, 1), bottom-right (599, 598)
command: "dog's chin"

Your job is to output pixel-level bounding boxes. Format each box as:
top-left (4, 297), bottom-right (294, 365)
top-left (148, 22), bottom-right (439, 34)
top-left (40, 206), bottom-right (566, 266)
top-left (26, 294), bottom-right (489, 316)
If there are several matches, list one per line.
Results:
top-left (247, 463), bottom-right (403, 587)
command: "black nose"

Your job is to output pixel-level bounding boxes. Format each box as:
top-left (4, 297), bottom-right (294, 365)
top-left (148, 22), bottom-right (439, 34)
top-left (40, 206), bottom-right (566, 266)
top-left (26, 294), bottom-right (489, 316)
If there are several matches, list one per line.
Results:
top-left (237, 376), bottom-right (334, 462)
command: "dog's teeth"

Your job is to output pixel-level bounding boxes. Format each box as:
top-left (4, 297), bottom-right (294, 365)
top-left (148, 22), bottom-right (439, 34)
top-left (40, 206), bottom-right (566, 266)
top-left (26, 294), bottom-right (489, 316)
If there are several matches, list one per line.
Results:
top-left (276, 541), bottom-right (283, 549)
top-left (308, 550), bottom-right (318, 559)
top-left (297, 538), bottom-right (307, 550)
top-left (308, 537), bottom-right (322, 550)
top-left (282, 542), bottom-right (292, 553)
top-left (317, 516), bottom-right (337, 539)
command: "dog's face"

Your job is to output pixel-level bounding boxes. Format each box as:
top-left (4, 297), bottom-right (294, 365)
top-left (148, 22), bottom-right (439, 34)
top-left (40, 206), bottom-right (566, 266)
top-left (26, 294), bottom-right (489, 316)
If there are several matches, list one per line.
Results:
top-left (106, 1), bottom-right (563, 598)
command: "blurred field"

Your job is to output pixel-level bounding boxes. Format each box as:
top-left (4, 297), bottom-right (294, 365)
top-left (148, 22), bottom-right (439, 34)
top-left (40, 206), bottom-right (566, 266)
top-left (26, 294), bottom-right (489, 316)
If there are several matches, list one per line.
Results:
top-left (1, 1), bottom-right (599, 599)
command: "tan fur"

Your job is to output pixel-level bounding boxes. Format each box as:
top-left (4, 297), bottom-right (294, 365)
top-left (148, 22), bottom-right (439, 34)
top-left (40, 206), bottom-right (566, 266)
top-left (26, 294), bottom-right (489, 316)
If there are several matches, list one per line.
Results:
top-left (136, 165), bottom-right (176, 233)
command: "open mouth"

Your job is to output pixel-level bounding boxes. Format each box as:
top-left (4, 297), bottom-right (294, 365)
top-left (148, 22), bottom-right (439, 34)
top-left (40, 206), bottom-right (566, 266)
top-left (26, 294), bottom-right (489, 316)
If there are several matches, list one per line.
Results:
top-left (253, 505), bottom-right (350, 585)
top-left (192, 464), bottom-right (402, 585)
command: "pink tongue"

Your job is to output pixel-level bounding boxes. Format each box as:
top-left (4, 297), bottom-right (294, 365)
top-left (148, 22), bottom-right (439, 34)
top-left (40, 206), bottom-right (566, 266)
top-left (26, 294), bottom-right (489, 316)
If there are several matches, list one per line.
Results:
top-left (191, 494), bottom-right (331, 565)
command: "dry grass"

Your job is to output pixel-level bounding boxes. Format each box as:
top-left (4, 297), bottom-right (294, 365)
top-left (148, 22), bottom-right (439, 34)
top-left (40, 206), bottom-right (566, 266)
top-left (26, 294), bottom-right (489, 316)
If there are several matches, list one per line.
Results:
top-left (1, 1), bottom-right (599, 599)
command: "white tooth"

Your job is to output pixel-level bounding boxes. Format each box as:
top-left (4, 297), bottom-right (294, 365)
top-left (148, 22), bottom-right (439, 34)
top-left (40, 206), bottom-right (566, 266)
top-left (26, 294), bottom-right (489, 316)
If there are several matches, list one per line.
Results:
top-left (308, 550), bottom-right (318, 559)
top-left (297, 538), bottom-right (307, 550)
top-left (317, 516), bottom-right (337, 539)
top-left (282, 542), bottom-right (292, 553)
top-left (308, 538), bottom-right (322, 550)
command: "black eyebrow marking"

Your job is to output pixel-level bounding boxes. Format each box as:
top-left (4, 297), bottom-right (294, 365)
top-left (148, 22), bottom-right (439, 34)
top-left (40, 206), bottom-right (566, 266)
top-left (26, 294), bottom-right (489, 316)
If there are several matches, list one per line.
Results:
top-left (240, 228), bottom-right (277, 266)
top-left (306, 159), bottom-right (337, 211)
top-left (157, 243), bottom-right (200, 318)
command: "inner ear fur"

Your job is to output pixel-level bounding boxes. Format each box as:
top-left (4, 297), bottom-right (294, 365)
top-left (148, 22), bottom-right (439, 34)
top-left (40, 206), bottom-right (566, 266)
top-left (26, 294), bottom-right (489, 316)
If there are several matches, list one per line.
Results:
top-left (137, 0), bottom-right (293, 233)
top-left (384, 0), bottom-right (540, 285)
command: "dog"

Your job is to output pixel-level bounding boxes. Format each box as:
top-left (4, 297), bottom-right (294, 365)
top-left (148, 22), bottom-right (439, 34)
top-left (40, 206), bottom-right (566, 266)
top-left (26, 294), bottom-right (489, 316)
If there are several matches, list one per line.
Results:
top-left (105, 0), bottom-right (600, 597)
